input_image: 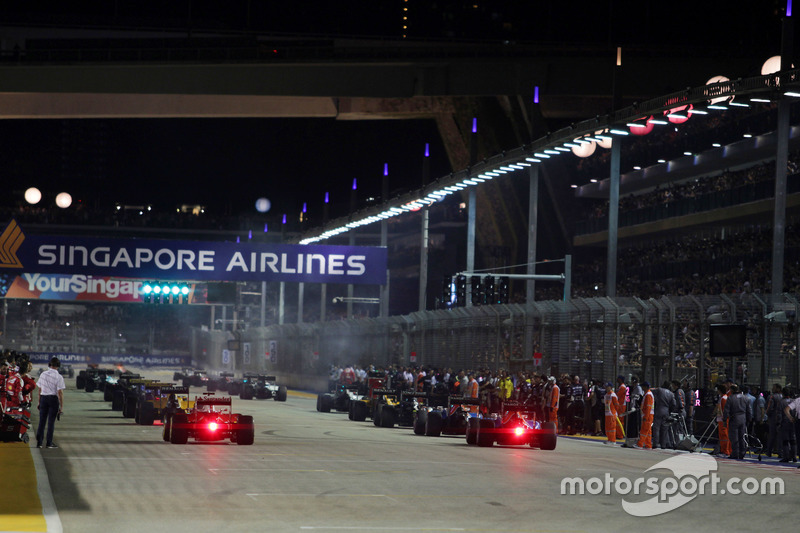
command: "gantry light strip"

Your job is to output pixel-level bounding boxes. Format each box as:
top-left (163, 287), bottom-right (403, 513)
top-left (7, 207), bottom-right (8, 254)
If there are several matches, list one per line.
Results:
top-left (294, 69), bottom-right (800, 244)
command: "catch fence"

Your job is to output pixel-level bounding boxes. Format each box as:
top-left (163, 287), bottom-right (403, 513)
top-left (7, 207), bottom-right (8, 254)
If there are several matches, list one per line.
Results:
top-left (194, 293), bottom-right (800, 390)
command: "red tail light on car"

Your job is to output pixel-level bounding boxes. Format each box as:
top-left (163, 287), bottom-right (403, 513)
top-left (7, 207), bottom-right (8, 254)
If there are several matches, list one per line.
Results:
top-left (208, 422), bottom-right (218, 431)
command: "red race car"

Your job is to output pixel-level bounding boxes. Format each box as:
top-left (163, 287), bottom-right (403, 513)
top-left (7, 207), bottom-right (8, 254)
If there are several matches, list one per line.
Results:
top-left (164, 394), bottom-right (254, 445)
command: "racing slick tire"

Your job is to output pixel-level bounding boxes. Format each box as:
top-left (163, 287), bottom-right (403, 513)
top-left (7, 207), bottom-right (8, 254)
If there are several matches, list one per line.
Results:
top-left (379, 405), bottom-right (396, 428)
top-left (466, 418), bottom-right (479, 445)
top-left (537, 422), bottom-right (558, 451)
top-left (424, 411), bottom-right (443, 437)
top-left (163, 414), bottom-right (172, 441)
top-left (477, 419), bottom-right (495, 447)
top-left (76, 372), bottom-right (86, 390)
top-left (207, 381), bottom-right (217, 392)
top-left (103, 387), bottom-right (114, 402)
top-left (240, 388), bottom-right (253, 400)
top-left (372, 403), bottom-right (383, 426)
top-left (111, 390), bottom-right (124, 411)
top-left (275, 386), bottom-right (288, 402)
top-left (123, 396), bottom-right (137, 418)
top-left (237, 415), bottom-right (255, 445)
top-left (317, 394), bottom-right (333, 412)
top-left (173, 372), bottom-right (182, 381)
top-left (413, 410), bottom-right (427, 435)
top-left (85, 379), bottom-right (96, 393)
top-left (170, 414), bottom-right (189, 444)
top-left (348, 401), bottom-right (356, 420)
top-left (139, 401), bottom-right (156, 426)
top-left (352, 401), bottom-right (368, 421)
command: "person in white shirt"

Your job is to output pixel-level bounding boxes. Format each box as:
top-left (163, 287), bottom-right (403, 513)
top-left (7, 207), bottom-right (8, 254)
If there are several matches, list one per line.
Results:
top-left (35, 357), bottom-right (66, 449)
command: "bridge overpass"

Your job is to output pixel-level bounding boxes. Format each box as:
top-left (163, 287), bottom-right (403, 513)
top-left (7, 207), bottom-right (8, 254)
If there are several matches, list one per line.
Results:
top-left (0, 33), bottom-right (752, 123)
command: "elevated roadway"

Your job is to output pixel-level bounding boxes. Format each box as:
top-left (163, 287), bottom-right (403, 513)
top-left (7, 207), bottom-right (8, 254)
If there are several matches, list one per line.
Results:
top-left (0, 37), bottom-right (752, 122)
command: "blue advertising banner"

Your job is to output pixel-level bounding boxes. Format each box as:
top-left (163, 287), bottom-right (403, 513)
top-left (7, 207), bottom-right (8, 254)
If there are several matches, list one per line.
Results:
top-left (0, 220), bottom-right (387, 285)
top-left (27, 352), bottom-right (191, 367)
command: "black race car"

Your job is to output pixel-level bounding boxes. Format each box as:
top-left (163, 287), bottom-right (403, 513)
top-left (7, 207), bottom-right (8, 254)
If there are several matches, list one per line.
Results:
top-left (239, 374), bottom-right (287, 401)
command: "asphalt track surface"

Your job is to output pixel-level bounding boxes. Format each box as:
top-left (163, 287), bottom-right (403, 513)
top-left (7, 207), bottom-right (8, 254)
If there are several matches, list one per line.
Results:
top-left (9, 370), bottom-right (800, 533)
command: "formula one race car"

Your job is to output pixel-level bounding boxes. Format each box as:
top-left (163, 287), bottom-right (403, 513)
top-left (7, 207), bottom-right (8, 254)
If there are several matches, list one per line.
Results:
top-left (164, 394), bottom-right (254, 445)
top-left (173, 367), bottom-right (209, 388)
top-left (206, 372), bottom-right (236, 393)
top-left (414, 395), bottom-right (480, 437)
top-left (239, 374), bottom-right (287, 401)
top-left (371, 389), bottom-right (428, 428)
top-left (134, 384), bottom-right (195, 426)
top-left (316, 383), bottom-right (363, 413)
top-left (39, 364), bottom-right (74, 379)
top-left (76, 367), bottom-right (117, 392)
top-left (102, 372), bottom-right (141, 403)
top-left (466, 399), bottom-right (557, 449)
top-left (347, 374), bottom-right (390, 422)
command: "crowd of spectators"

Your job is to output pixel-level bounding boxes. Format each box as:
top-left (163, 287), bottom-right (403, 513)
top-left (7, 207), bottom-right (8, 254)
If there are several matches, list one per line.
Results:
top-left (566, 221), bottom-right (800, 300)
top-left (582, 156), bottom-right (790, 224)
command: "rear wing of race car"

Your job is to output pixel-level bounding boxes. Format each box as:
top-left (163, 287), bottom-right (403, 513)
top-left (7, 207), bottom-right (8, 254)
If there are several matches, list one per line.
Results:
top-left (196, 396), bottom-right (233, 407)
top-left (371, 388), bottom-right (399, 398)
top-left (447, 395), bottom-right (481, 407)
top-left (401, 390), bottom-right (430, 401)
top-left (160, 386), bottom-right (190, 395)
top-left (144, 382), bottom-right (179, 392)
top-left (258, 375), bottom-right (277, 382)
top-left (126, 378), bottom-right (159, 388)
top-left (220, 372), bottom-right (235, 378)
top-left (500, 400), bottom-right (537, 415)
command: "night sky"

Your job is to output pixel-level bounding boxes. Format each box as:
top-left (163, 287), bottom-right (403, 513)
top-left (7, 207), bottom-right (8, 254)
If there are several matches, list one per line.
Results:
top-left (1, 117), bottom-right (451, 221)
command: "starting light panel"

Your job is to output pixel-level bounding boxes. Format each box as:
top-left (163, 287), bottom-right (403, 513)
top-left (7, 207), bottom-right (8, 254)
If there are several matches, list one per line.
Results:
top-left (142, 281), bottom-right (191, 304)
